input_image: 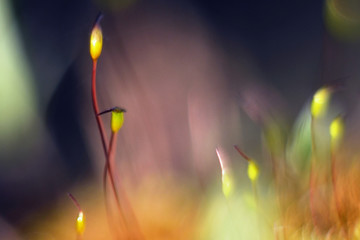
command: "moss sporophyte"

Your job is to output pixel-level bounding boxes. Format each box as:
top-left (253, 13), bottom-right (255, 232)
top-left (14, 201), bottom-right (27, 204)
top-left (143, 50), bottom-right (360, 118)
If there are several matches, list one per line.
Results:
top-left (79, 13), bottom-right (142, 239)
top-left (64, 13), bottom-right (358, 240)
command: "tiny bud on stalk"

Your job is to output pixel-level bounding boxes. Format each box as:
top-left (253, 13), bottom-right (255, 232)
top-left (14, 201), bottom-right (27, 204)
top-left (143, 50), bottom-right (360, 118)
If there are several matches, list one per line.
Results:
top-left (111, 109), bottom-right (125, 132)
top-left (248, 160), bottom-right (259, 182)
top-left (330, 116), bottom-right (344, 149)
top-left (311, 87), bottom-right (331, 118)
top-left (90, 24), bottom-right (103, 60)
top-left (68, 193), bottom-right (85, 237)
top-left (76, 211), bottom-right (85, 236)
top-left (99, 107), bottom-right (126, 132)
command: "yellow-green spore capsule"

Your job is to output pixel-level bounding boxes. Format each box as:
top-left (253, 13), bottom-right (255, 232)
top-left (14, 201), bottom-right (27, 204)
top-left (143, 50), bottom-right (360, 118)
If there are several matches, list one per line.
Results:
top-left (222, 170), bottom-right (234, 199)
top-left (330, 116), bottom-right (344, 148)
top-left (90, 24), bottom-right (103, 60)
top-left (248, 160), bottom-right (259, 182)
top-left (111, 108), bottom-right (125, 132)
top-left (76, 211), bottom-right (85, 236)
top-left (311, 87), bottom-right (331, 118)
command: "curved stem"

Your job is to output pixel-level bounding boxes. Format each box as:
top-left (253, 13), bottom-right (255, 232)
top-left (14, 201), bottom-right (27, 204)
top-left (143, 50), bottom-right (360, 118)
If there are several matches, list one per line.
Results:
top-left (105, 132), bottom-right (130, 237)
top-left (92, 58), bottom-right (143, 239)
top-left (105, 132), bottom-right (144, 239)
top-left (92, 59), bottom-right (123, 237)
top-left (234, 145), bottom-right (250, 161)
top-left (68, 193), bottom-right (82, 212)
top-left (91, 59), bottom-right (128, 236)
top-left (91, 59), bottom-right (109, 155)
top-left (109, 132), bottom-right (128, 223)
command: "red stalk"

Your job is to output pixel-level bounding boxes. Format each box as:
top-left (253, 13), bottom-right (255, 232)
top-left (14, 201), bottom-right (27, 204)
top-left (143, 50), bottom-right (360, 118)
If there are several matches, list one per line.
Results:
top-left (105, 132), bottom-right (129, 238)
top-left (234, 145), bottom-right (251, 162)
top-left (91, 59), bottom-right (126, 237)
top-left (68, 193), bottom-right (82, 212)
top-left (91, 33), bottom-right (142, 240)
top-left (91, 59), bottom-right (108, 154)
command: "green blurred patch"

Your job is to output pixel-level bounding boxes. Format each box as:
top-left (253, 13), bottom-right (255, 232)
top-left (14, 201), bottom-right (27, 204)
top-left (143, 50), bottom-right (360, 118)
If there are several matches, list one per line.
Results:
top-left (286, 105), bottom-right (312, 176)
top-left (0, 0), bottom-right (38, 156)
top-left (325, 0), bottom-right (360, 41)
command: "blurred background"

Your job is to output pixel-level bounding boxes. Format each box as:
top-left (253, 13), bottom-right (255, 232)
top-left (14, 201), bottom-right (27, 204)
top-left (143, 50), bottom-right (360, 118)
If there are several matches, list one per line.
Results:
top-left (1, 0), bottom-right (360, 239)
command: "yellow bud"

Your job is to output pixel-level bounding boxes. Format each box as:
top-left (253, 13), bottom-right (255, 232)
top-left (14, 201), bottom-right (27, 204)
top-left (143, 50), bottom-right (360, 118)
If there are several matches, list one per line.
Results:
top-left (90, 24), bottom-right (103, 60)
top-left (111, 108), bottom-right (125, 132)
top-left (222, 171), bottom-right (234, 199)
top-left (311, 87), bottom-right (331, 118)
top-left (76, 211), bottom-right (85, 236)
top-left (330, 116), bottom-right (344, 148)
top-left (248, 160), bottom-right (259, 182)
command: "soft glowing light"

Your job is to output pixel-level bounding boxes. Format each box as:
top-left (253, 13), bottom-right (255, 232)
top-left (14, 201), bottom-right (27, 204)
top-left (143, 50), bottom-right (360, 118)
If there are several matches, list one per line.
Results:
top-left (216, 148), bottom-right (225, 175)
top-left (311, 87), bottom-right (331, 118)
top-left (330, 116), bottom-right (344, 148)
top-left (247, 160), bottom-right (259, 182)
top-left (222, 171), bottom-right (234, 199)
top-left (325, 0), bottom-right (360, 41)
top-left (111, 108), bottom-right (125, 132)
top-left (354, 219), bottom-right (360, 239)
top-left (90, 24), bottom-right (103, 60)
top-left (0, 0), bottom-right (38, 153)
top-left (76, 211), bottom-right (85, 236)
top-left (216, 148), bottom-right (234, 198)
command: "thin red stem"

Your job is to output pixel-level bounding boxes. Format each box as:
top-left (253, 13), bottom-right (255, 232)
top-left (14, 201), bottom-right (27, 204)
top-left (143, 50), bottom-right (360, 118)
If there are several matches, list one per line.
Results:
top-left (108, 132), bottom-right (128, 222)
top-left (68, 193), bottom-right (82, 212)
top-left (106, 132), bottom-right (130, 234)
top-left (234, 145), bottom-right (251, 161)
top-left (106, 132), bottom-right (144, 239)
top-left (91, 54), bottom-right (143, 240)
top-left (91, 59), bottom-right (109, 155)
top-left (92, 59), bottom-right (130, 236)
top-left (92, 59), bottom-right (125, 237)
